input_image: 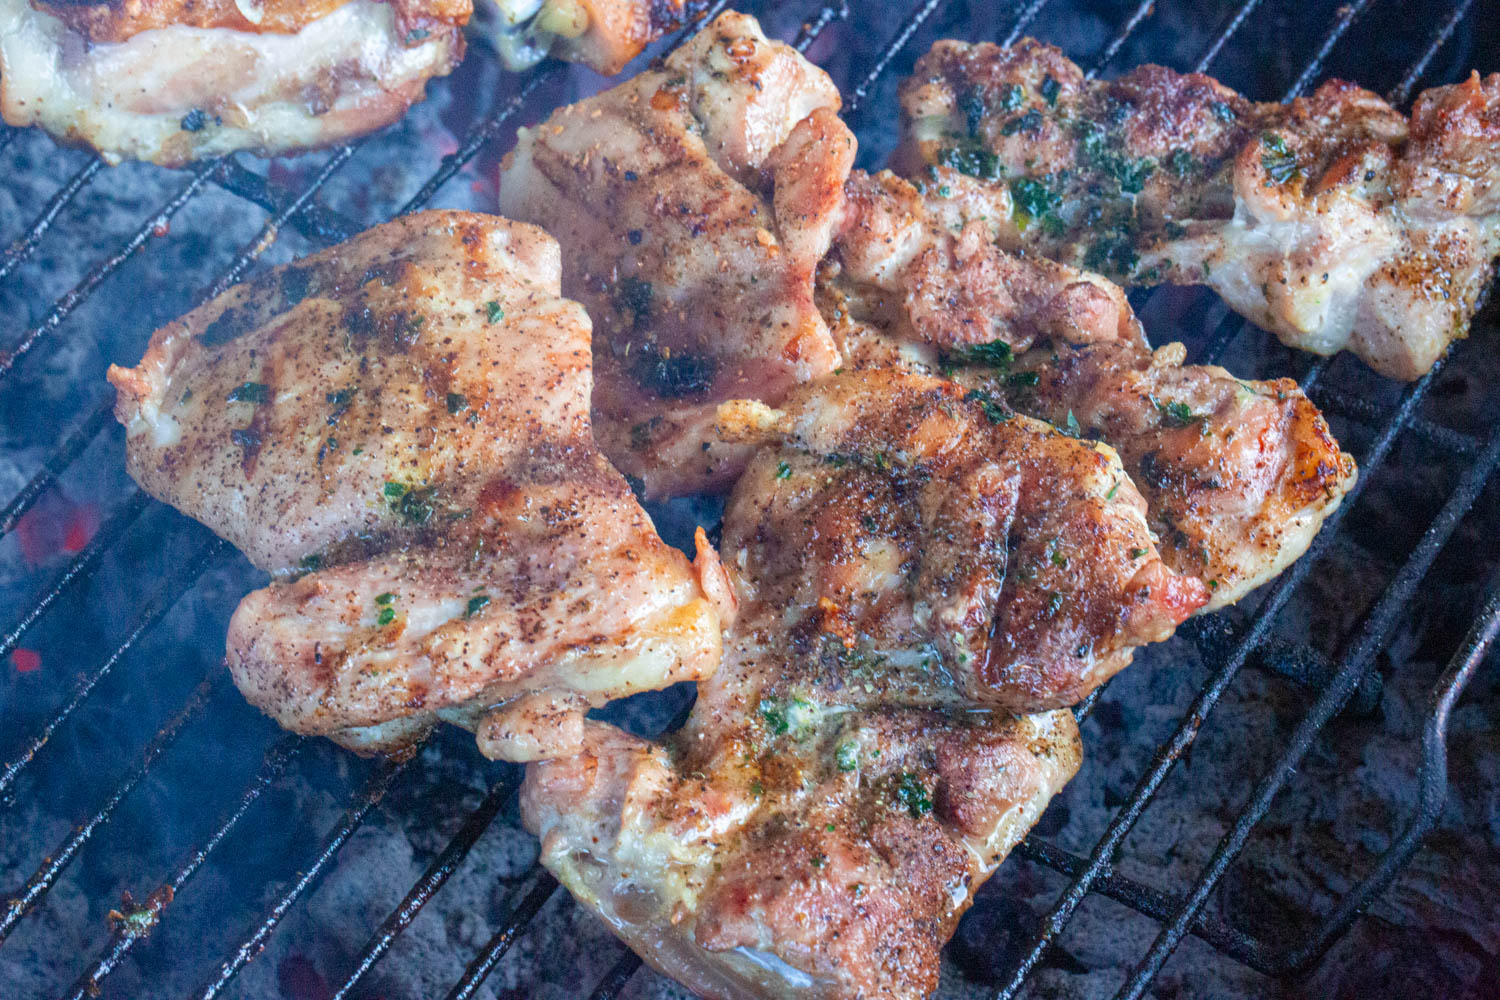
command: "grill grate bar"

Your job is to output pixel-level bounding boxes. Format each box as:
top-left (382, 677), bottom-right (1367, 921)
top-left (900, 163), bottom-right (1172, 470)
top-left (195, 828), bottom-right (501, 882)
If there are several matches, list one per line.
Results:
top-left (1312, 384), bottom-right (1483, 456)
top-left (1084, 0), bottom-right (1158, 79)
top-left (586, 950), bottom-right (644, 1000)
top-left (843, 0), bottom-right (947, 116)
top-left (1390, 0), bottom-right (1477, 104)
top-left (0, 159), bottom-right (222, 382)
top-left (0, 674), bottom-right (219, 943)
top-left (328, 775), bottom-right (519, 1000)
top-left (0, 489), bottom-right (150, 661)
top-left (59, 735), bottom-right (307, 1000)
top-left (398, 64), bottom-right (562, 217)
top-left (1000, 0), bottom-right (1054, 48)
top-left (1256, 567), bottom-right (1500, 974)
top-left (192, 755), bottom-right (412, 1000)
top-left (440, 871), bottom-right (560, 1000)
top-left (206, 143), bottom-right (363, 302)
top-left (1287, 0), bottom-right (1373, 99)
top-left (0, 158), bottom-right (104, 283)
top-left (996, 348), bottom-right (1449, 998)
top-left (1194, 0), bottom-right (1267, 72)
top-left (1113, 417), bottom-right (1500, 997)
top-left (0, 398), bottom-right (113, 538)
top-left (0, 535), bottom-right (224, 798)
top-left (1011, 839), bottom-right (1265, 964)
top-left (214, 160), bottom-right (360, 245)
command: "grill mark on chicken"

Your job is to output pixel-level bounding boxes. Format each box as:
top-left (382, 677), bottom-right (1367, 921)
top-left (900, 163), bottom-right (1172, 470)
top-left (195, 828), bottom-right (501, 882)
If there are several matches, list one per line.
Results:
top-left (108, 210), bottom-right (728, 761)
top-left (896, 38), bottom-right (1500, 379)
top-left (826, 169), bottom-right (1358, 609)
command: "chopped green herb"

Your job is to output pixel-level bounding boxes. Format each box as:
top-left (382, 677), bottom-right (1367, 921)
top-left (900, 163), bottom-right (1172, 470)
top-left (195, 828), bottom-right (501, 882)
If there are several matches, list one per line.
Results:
top-left (998, 83), bottom-right (1025, 112)
top-left (375, 592), bottom-right (395, 605)
top-left (947, 339), bottom-right (1014, 370)
top-left (465, 593), bottom-right (492, 617)
top-left (1009, 176), bottom-right (1061, 226)
top-left (810, 854), bottom-right (826, 869)
top-left (759, 698), bottom-right (789, 736)
top-left (965, 388), bottom-right (1012, 424)
top-left (750, 780), bottom-right (764, 798)
top-left (376, 607), bottom-right (396, 626)
top-left (227, 381), bottom-right (270, 404)
top-left (383, 481), bottom-right (407, 499)
top-left (826, 822), bottom-right (836, 832)
top-left (298, 553), bottom-right (322, 572)
top-left (937, 145), bottom-right (1002, 181)
top-left (390, 486), bottom-right (436, 526)
top-left (1105, 480), bottom-right (1121, 500)
top-left (1129, 547), bottom-right (1147, 560)
top-left (937, 184), bottom-right (952, 198)
top-left (835, 741), bottom-right (860, 772)
top-left (446, 392), bottom-right (469, 414)
top-left (484, 301), bottom-right (503, 323)
top-left (1152, 397), bottom-right (1201, 427)
top-left (1000, 108), bottom-right (1044, 136)
top-left (1007, 370), bottom-right (1040, 388)
top-left (1208, 579), bottom-right (1220, 591)
top-left (775, 460), bottom-right (793, 480)
top-left (1040, 75), bottom-right (1061, 106)
top-left (1260, 133), bottom-right (1299, 185)
top-left (895, 773), bottom-right (933, 819)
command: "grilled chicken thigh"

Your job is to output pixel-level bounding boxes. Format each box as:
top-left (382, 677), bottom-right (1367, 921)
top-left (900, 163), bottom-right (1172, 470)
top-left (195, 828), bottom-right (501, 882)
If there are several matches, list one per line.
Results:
top-left (897, 39), bottom-right (1500, 379)
top-left (0, 0), bottom-right (467, 164)
top-left (109, 211), bottom-right (727, 760)
top-left (824, 169), bottom-right (1357, 609)
top-left (525, 371), bottom-right (1142, 997)
top-left (498, 11), bottom-right (854, 496)
top-left (714, 369), bottom-right (1207, 710)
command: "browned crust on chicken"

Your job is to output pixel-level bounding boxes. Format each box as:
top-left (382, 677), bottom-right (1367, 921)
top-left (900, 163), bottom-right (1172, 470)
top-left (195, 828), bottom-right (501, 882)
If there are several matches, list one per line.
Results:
top-left (897, 38), bottom-right (1500, 379)
top-left (720, 368), bottom-right (1208, 711)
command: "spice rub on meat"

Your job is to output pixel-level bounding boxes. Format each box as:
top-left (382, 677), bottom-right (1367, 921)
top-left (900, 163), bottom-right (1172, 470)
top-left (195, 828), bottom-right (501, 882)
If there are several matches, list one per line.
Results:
top-left (109, 211), bottom-right (729, 761)
top-left (0, 0), bottom-right (468, 164)
top-left (524, 370), bottom-right (1138, 998)
top-left (498, 11), bottom-right (855, 497)
top-left (823, 169), bottom-right (1358, 609)
top-left (897, 38), bottom-right (1500, 379)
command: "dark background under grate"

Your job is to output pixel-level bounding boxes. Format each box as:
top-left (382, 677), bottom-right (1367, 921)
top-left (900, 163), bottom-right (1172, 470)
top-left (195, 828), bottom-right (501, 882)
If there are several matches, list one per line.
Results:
top-left (1, 1), bottom-right (1498, 998)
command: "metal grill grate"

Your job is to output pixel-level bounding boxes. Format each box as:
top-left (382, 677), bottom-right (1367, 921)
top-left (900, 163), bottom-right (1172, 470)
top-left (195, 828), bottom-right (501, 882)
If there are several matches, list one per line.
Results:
top-left (1, 1), bottom-right (1497, 997)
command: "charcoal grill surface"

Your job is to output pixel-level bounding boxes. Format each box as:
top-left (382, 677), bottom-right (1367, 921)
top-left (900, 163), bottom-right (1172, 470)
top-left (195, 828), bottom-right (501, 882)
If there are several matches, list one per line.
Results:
top-left (1, 1), bottom-right (1498, 998)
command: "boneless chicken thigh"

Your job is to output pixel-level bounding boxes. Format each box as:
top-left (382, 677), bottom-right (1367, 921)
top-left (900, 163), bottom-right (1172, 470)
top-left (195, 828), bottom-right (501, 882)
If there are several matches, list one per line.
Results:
top-left (0, 0), bottom-right (469, 164)
top-left (897, 39), bottom-right (1500, 379)
top-left (522, 369), bottom-right (1207, 997)
top-left (109, 211), bottom-right (728, 760)
top-left (498, 11), bottom-right (854, 496)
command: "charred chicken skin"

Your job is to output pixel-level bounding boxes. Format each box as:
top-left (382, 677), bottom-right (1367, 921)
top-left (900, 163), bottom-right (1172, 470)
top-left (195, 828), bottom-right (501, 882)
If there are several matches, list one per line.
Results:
top-left (109, 211), bottom-right (728, 760)
top-left (525, 370), bottom-right (1142, 998)
top-left (0, 0), bottom-right (468, 164)
top-left (497, 11), bottom-right (854, 497)
top-left (824, 169), bottom-right (1358, 609)
top-left (896, 39), bottom-right (1500, 379)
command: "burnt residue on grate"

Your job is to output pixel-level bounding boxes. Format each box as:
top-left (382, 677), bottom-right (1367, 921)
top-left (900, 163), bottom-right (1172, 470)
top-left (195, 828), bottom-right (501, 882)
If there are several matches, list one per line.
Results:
top-left (2, 1), bottom-right (1499, 999)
